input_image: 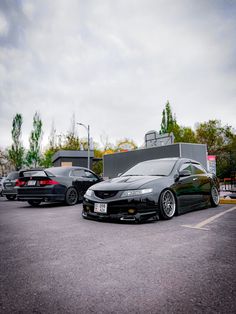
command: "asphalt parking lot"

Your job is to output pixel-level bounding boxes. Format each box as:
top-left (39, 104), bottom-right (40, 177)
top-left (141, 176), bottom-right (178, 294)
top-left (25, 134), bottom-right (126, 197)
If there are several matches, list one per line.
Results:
top-left (0, 198), bottom-right (235, 314)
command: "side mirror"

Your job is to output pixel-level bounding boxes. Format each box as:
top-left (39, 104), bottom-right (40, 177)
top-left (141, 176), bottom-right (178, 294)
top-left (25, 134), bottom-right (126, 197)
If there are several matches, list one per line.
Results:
top-left (179, 170), bottom-right (191, 177)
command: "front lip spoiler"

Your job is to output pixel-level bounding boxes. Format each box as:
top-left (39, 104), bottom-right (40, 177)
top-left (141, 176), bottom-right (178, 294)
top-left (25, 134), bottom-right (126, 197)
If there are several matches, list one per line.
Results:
top-left (82, 211), bottom-right (158, 222)
top-left (120, 217), bottom-right (136, 221)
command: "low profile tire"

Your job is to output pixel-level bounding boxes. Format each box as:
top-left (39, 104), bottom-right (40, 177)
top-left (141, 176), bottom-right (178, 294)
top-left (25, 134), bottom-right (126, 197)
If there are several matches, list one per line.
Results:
top-left (6, 195), bottom-right (16, 201)
top-left (65, 187), bottom-right (78, 206)
top-left (159, 189), bottom-right (176, 220)
top-left (28, 200), bottom-right (41, 207)
top-left (210, 186), bottom-right (220, 207)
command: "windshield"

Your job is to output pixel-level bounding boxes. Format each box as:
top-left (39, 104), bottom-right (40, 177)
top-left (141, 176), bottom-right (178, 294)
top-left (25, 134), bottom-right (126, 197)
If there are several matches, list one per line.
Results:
top-left (22, 170), bottom-right (47, 177)
top-left (21, 168), bottom-right (68, 177)
top-left (122, 159), bottom-right (177, 177)
top-left (46, 167), bottom-right (71, 176)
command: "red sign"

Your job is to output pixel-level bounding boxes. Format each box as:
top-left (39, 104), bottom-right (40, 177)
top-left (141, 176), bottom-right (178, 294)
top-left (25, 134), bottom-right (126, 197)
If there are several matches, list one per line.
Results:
top-left (208, 155), bottom-right (216, 161)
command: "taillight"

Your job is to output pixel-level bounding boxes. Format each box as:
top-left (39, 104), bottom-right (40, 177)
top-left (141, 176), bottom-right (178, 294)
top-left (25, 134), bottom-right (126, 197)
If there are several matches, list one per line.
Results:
top-left (15, 179), bottom-right (26, 187)
top-left (39, 179), bottom-right (59, 186)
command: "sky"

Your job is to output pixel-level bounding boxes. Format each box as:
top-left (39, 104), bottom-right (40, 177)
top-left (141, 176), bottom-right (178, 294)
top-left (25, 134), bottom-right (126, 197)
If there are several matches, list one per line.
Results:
top-left (0, 0), bottom-right (235, 150)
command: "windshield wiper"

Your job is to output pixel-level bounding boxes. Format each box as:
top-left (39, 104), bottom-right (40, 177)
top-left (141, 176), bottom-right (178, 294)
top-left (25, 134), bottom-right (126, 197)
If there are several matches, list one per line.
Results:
top-left (149, 174), bottom-right (166, 176)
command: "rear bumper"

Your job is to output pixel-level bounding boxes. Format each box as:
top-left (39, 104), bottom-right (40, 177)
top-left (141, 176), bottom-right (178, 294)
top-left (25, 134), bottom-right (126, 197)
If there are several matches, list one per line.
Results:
top-left (17, 193), bottom-right (65, 202)
top-left (2, 188), bottom-right (17, 196)
top-left (17, 186), bottom-right (66, 203)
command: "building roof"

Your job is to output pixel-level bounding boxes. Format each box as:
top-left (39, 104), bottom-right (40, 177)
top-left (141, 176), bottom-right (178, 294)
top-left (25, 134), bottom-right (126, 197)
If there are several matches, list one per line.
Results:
top-left (52, 150), bottom-right (95, 162)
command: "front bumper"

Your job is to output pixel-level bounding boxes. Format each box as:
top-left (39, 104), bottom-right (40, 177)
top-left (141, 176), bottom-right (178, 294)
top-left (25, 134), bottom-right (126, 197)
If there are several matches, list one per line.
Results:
top-left (83, 196), bottom-right (159, 222)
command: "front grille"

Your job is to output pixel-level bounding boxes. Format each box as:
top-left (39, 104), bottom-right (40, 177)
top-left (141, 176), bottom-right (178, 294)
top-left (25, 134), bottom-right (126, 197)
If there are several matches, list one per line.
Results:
top-left (94, 191), bottom-right (118, 199)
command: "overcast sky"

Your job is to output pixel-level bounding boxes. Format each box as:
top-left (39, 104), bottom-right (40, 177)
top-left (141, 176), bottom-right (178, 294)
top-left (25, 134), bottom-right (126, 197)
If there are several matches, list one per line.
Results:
top-left (0, 0), bottom-right (235, 150)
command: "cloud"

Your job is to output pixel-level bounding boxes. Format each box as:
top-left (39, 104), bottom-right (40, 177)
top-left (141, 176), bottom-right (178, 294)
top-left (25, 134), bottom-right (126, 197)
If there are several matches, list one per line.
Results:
top-left (0, 0), bottom-right (235, 150)
top-left (0, 11), bottom-right (9, 36)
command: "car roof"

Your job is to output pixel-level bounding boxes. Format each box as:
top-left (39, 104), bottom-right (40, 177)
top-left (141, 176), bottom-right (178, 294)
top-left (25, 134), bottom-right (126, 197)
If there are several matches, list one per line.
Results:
top-left (140, 157), bottom-right (200, 163)
top-left (45, 166), bottom-right (90, 171)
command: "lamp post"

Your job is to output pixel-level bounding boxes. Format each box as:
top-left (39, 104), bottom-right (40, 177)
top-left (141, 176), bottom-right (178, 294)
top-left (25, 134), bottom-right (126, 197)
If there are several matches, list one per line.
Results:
top-left (77, 123), bottom-right (90, 169)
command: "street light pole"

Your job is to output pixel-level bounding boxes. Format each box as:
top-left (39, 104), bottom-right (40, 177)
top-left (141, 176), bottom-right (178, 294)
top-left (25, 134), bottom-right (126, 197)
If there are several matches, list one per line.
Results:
top-left (77, 123), bottom-right (90, 169)
top-left (87, 124), bottom-right (90, 170)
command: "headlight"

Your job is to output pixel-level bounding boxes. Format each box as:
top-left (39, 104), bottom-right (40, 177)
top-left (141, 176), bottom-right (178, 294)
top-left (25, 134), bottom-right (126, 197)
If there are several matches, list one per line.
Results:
top-left (121, 188), bottom-right (153, 198)
top-left (85, 189), bottom-right (93, 197)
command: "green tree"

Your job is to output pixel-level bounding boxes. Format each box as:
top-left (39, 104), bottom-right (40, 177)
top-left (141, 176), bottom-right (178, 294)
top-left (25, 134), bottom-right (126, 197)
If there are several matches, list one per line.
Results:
top-left (160, 109), bottom-right (167, 133)
top-left (175, 126), bottom-right (197, 143)
top-left (60, 114), bottom-right (82, 150)
top-left (195, 120), bottom-right (235, 177)
top-left (40, 115), bottom-right (82, 168)
top-left (62, 133), bottom-right (81, 150)
top-left (92, 160), bottom-right (103, 176)
top-left (214, 133), bottom-right (236, 178)
top-left (160, 101), bottom-right (177, 134)
top-left (8, 113), bottom-right (24, 170)
top-left (195, 120), bottom-right (232, 152)
top-left (39, 147), bottom-right (57, 168)
top-left (26, 112), bottom-right (43, 167)
top-left (159, 101), bottom-right (189, 143)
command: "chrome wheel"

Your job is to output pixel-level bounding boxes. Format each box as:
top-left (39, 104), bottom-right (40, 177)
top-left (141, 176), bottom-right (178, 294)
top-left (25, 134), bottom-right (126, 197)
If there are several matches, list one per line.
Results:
top-left (211, 186), bottom-right (219, 207)
top-left (160, 189), bottom-right (176, 219)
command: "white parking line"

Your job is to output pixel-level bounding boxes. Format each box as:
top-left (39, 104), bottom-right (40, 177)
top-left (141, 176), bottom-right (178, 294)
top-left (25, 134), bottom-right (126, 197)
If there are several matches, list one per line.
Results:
top-left (182, 206), bottom-right (236, 230)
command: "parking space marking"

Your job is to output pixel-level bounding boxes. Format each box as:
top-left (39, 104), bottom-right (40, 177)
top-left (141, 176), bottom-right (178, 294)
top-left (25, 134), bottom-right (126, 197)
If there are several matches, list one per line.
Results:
top-left (182, 206), bottom-right (236, 230)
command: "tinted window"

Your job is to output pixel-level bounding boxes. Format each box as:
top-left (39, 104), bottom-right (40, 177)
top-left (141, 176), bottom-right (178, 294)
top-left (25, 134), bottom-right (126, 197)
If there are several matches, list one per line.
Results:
top-left (71, 170), bottom-right (97, 179)
top-left (192, 163), bottom-right (206, 174)
top-left (122, 159), bottom-right (177, 177)
top-left (46, 167), bottom-right (71, 176)
top-left (7, 172), bottom-right (19, 180)
top-left (84, 171), bottom-right (98, 179)
top-left (179, 163), bottom-right (192, 174)
top-left (23, 171), bottom-right (47, 177)
top-left (71, 169), bottom-right (86, 177)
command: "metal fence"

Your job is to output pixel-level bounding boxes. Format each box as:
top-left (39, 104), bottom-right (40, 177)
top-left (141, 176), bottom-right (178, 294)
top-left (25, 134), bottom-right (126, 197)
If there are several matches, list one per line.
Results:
top-left (220, 171), bottom-right (236, 192)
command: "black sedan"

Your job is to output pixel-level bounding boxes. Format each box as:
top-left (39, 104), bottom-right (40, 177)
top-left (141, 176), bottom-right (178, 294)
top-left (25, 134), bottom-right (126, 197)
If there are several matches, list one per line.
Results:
top-left (17, 166), bottom-right (101, 206)
top-left (83, 158), bottom-right (220, 222)
top-left (2, 171), bottom-right (19, 200)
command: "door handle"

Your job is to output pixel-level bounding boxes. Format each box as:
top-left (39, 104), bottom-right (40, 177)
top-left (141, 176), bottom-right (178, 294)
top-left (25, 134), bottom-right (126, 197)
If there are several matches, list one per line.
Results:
top-left (193, 178), bottom-right (198, 181)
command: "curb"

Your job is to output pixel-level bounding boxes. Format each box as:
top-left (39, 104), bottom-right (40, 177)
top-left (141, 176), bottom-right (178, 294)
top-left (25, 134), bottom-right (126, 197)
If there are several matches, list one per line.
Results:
top-left (220, 198), bottom-right (236, 205)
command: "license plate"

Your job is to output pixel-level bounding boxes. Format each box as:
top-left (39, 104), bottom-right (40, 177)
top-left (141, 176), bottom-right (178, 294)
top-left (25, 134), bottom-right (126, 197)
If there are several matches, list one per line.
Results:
top-left (27, 180), bottom-right (36, 186)
top-left (94, 203), bottom-right (107, 213)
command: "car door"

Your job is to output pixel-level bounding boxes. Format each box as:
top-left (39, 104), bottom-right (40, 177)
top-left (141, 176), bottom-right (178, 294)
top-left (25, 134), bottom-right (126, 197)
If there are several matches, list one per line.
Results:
top-left (83, 170), bottom-right (100, 190)
top-left (191, 162), bottom-right (211, 204)
top-left (71, 169), bottom-right (99, 199)
top-left (174, 162), bottom-right (201, 212)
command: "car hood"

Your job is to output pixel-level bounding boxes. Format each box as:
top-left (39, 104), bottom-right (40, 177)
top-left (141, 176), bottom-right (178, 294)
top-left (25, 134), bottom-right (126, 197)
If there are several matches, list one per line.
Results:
top-left (91, 175), bottom-right (164, 191)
